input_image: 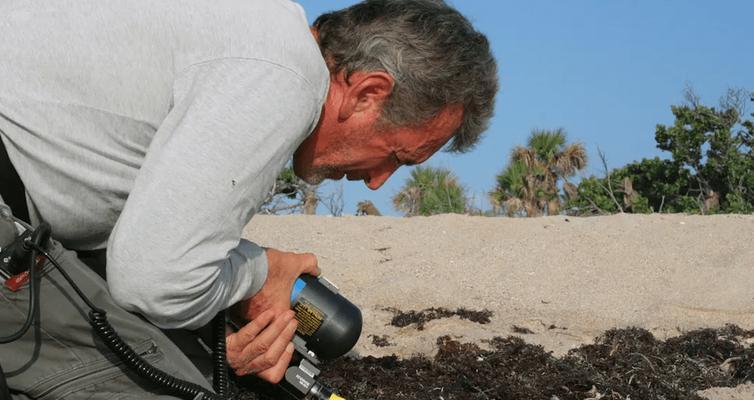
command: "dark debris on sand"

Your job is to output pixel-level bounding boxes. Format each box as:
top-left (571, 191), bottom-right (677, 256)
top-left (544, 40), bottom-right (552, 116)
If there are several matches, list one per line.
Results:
top-left (236, 325), bottom-right (754, 400)
top-left (369, 334), bottom-right (394, 348)
top-left (511, 325), bottom-right (535, 334)
top-left (383, 306), bottom-right (494, 330)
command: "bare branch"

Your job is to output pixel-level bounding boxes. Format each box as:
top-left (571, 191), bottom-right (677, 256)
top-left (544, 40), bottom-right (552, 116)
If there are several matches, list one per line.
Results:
top-left (683, 82), bottom-right (701, 108)
top-left (320, 183), bottom-right (345, 216)
top-left (598, 148), bottom-right (624, 213)
top-left (720, 87), bottom-right (748, 117)
top-left (260, 202), bottom-right (302, 215)
top-left (586, 197), bottom-right (606, 215)
top-left (259, 167), bottom-right (321, 215)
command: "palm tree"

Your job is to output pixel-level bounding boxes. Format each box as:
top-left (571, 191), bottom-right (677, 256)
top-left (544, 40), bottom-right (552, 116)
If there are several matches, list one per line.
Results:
top-left (392, 166), bottom-right (467, 216)
top-left (491, 128), bottom-right (587, 216)
top-left (489, 160), bottom-right (537, 216)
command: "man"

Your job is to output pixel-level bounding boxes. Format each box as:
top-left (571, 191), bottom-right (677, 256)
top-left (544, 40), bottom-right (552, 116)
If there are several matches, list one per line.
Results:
top-left (0, 0), bottom-right (497, 397)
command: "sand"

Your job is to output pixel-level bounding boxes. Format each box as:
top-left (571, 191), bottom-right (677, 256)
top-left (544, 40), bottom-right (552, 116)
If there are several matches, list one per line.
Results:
top-left (243, 213), bottom-right (754, 399)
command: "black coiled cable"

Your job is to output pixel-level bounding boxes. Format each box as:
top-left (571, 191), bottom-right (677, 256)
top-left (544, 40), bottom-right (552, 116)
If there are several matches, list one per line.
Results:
top-left (88, 310), bottom-right (222, 400)
top-left (211, 312), bottom-right (229, 398)
top-left (20, 225), bottom-right (228, 400)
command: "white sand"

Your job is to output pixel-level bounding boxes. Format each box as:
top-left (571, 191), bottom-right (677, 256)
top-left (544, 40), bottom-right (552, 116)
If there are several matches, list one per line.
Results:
top-left (244, 213), bottom-right (754, 399)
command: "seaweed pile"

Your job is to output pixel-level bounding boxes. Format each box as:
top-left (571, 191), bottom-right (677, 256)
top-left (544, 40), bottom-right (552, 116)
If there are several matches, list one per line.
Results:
top-left (237, 324), bottom-right (754, 400)
top-left (383, 306), bottom-right (493, 330)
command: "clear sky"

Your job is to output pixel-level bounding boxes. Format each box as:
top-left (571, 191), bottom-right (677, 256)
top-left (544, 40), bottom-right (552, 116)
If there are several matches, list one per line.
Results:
top-left (296, 0), bottom-right (754, 216)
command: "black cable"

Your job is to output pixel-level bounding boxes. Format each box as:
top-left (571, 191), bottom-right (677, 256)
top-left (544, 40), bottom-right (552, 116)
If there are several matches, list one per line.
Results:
top-left (0, 223), bottom-right (47, 400)
top-left (0, 223), bottom-right (47, 344)
top-left (212, 312), bottom-right (229, 398)
top-left (26, 242), bottom-right (225, 400)
top-left (29, 244), bottom-right (103, 313)
top-left (88, 310), bottom-right (221, 400)
top-left (0, 223), bottom-right (233, 399)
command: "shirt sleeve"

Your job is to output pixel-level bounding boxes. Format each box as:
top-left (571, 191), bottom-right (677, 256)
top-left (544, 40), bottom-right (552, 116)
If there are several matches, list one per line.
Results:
top-left (106, 58), bottom-right (323, 329)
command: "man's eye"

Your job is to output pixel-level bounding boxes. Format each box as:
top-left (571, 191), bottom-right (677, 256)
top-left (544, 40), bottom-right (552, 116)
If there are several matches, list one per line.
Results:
top-left (392, 152), bottom-right (416, 167)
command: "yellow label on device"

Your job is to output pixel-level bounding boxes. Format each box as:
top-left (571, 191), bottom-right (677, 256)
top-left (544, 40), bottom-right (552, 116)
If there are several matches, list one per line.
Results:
top-left (329, 395), bottom-right (345, 400)
top-left (293, 299), bottom-right (324, 337)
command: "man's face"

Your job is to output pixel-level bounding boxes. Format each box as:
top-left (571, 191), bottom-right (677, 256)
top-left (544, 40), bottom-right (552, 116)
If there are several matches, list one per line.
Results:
top-left (294, 105), bottom-right (463, 190)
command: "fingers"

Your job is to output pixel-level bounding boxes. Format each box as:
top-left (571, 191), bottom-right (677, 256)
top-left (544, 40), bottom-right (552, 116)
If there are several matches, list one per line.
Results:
top-left (236, 310), bottom-right (296, 364)
top-left (227, 310), bottom-right (298, 379)
top-left (226, 309), bottom-right (275, 352)
top-left (239, 311), bottom-right (297, 371)
top-left (256, 342), bottom-right (295, 384)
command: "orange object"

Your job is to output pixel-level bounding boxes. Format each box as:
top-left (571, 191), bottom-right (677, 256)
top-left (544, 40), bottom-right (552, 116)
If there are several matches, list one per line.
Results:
top-left (4, 270), bottom-right (29, 292)
top-left (3, 256), bottom-right (46, 292)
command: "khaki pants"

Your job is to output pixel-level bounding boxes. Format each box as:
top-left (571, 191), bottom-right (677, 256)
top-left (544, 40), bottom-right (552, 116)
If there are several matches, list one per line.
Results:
top-left (0, 237), bottom-right (212, 399)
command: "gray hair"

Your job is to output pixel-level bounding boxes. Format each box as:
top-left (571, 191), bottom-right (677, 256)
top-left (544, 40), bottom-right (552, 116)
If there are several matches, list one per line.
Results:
top-left (313, 0), bottom-right (498, 152)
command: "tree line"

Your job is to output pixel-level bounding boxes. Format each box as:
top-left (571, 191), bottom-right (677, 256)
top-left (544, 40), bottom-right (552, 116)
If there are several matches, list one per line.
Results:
top-left (262, 89), bottom-right (754, 217)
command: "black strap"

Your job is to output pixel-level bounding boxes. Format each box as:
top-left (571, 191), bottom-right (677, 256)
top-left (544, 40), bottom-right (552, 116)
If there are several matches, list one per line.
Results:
top-left (0, 136), bottom-right (30, 222)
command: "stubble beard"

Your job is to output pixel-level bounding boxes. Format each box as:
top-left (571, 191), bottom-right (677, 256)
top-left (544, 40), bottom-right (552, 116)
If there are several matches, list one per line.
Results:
top-left (299, 165), bottom-right (339, 185)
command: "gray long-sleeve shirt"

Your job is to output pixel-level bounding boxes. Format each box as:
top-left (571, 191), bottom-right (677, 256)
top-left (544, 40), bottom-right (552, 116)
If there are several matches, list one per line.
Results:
top-left (0, 0), bottom-right (329, 329)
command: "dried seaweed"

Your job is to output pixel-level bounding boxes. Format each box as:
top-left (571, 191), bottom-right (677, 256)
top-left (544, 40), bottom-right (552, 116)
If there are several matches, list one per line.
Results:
top-left (236, 325), bottom-right (754, 400)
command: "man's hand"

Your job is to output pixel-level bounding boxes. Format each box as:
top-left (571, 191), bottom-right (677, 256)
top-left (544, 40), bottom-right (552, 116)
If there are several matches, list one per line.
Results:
top-left (226, 309), bottom-right (297, 382)
top-left (226, 248), bottom-right (320, 383)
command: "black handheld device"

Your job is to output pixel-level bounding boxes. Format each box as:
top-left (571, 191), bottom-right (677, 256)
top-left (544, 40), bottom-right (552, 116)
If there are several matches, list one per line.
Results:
top-left (279, 274), bottom-right (362, 400)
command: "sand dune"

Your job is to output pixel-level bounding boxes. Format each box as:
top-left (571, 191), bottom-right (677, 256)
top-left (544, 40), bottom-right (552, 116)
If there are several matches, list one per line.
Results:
top-left (244, 213), bottom-right (754, 399)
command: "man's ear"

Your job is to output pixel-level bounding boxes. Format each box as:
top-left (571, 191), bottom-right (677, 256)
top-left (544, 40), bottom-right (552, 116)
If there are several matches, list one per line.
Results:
top-left (337, 71), bottom-right (394, 121)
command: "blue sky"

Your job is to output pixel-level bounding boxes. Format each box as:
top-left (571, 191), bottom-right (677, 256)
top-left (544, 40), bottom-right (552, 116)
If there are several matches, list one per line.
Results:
top-left (296, 0), bottom-right (754, 216)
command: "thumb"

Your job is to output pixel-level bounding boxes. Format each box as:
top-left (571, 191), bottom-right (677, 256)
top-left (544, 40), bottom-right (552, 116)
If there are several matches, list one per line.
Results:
top-left (298, 253), bottom-right (320, 277)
